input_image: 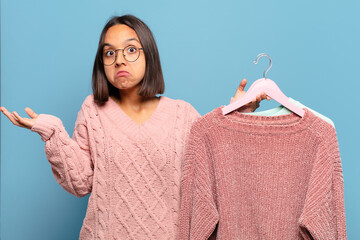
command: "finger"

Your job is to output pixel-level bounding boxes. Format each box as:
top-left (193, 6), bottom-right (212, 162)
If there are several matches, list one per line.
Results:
top-left (1, 107), bottom-right (22, 126)
top-left (12, 111), bottom-right (31, 128)
top-left (0, 106), bottom-right (8, 114)
top-left (233, 79), bottom-right (248, 100)
top-left (237, 79), bottom-right (247, 92)
top-left (258, 93), bottom-right (268, 101)
top-left (256, 95), bottom-right (261, 103)
top-left (0, 107), bottom-right (7, 116)
top-left (12, 111), bottom-right (26, 124)
top-left (12, 111), bottom-right (24, 123)
top-left (262, 93), bottom-right (267, 100)
top-left (258, 93), bottom-right (270, 101)
top-left (25, 107), bottom-right (38, 119)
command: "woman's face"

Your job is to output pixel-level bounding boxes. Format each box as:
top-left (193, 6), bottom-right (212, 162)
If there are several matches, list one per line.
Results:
top-left (103, 24), bottom-right (146, 93)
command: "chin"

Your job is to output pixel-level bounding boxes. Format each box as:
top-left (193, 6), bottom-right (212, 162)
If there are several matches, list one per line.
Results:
top-left (113, 80), bottom-right (133, 89)
top-left (118, 84), bottom-right (140, 91)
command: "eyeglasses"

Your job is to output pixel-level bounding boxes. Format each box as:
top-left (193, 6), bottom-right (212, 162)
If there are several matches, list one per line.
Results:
top-left (102, 45), bottom-right (143, 66)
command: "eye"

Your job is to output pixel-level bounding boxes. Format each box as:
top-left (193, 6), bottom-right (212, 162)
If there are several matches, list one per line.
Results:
top-left (104, 50), bottom-right (115, 57)
top-left (126, 46), bottom-right (138, 54)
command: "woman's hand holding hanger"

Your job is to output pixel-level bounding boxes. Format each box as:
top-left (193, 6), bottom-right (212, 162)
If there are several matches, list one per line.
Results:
top-left (232, 78), bottom-right (270, 112)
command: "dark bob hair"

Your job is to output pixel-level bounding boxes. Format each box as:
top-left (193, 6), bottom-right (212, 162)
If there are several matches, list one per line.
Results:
top-left (92, 15), bottom-right (164, 105)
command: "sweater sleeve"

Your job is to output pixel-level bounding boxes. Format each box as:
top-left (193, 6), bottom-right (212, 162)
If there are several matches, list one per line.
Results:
top-left (299, 129), bottom-right (347, 240)
top-left (31, 107), bottom-right (93, 197)
top-left (178, 121), bottom-right (219, 240)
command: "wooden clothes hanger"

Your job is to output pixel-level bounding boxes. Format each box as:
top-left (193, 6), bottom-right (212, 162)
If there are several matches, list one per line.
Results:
top-left (222, 53), bottom-right (305, 117)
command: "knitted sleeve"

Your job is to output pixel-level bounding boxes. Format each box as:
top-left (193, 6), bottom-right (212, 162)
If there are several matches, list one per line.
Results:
top-left (299, 128), bottom-right (347, 240)
top-left (178, 121), bottom-right (219, 240)
top-left (31, 107), bottom-right (93, 197)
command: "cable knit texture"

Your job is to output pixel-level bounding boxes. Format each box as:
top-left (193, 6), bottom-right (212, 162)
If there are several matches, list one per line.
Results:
top-left (179, 107), bottom-right (347, 240)
top-left (31, 95), bottom-right (200, 240)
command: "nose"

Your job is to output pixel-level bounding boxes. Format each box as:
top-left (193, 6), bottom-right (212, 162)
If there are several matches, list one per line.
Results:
top-left (115, 50), bottom-right (126, 65)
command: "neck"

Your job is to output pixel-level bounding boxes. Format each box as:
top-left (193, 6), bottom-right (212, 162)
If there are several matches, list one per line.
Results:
top-left (119, 86), bottom-right (143, 105)
top-left (114, 86), bottom-right (156, 111)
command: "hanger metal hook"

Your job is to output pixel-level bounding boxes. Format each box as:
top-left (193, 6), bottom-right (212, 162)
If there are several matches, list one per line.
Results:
top-left (253, 53), bottom-right (272, 79)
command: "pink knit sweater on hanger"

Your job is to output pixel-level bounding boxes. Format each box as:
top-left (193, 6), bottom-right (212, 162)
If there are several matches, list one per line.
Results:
top-left (179, 107), bottom-right (347, 240)
top-left (31, 95), bottom-right (200, 240)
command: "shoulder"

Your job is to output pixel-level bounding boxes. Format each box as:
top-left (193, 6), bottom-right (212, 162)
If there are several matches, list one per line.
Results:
top-left (82, 95), bottom-right (96, 107)
top-left (79, 95), bottom-right (103, 113)
top-left (161, 96), bottom-right (200, 118)
top-left (161, 96), bottom-right (192, 108)
top-left (75, 95), bottom-right (99, 122)
top-left (307, 110), bottom-right (338, 145)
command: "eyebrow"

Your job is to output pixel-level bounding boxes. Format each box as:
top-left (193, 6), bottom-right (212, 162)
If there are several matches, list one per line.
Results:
top-left (103, 38), bottom-right (141, 48)
top-left (126, 38), bottom-right (140, 43)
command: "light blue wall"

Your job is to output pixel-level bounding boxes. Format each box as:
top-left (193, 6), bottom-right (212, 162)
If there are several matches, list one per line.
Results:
top-left (1, 0), bottom-right (359, 239)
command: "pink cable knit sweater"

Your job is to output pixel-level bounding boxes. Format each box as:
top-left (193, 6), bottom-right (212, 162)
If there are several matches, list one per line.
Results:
top-left (31, 95), bottom-right (200, 240)
top-left (179, 107), bottom-right (347, 240)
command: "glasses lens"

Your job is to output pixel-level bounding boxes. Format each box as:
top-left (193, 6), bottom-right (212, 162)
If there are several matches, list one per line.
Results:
top-left (103, 49), bottom-right (116, 66)
top-left (124, 46), bottom-right (140, 62)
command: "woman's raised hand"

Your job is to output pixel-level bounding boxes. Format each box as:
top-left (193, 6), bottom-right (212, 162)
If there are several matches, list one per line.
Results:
top-left (0, 107), bottom-right (38, 129)
top-left (233, 78), bottom-right (271, 112)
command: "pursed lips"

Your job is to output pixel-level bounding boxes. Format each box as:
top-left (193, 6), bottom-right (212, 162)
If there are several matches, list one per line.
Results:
top-left (116, 71), bottom-right (130, 78)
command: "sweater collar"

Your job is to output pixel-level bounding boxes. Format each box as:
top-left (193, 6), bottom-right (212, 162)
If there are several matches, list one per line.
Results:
top-left (99, 96), bottom-right (171, 139)
top-left (215, 107), bottom-right (315, 135)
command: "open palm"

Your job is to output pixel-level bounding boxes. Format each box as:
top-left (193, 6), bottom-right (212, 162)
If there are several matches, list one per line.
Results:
top-left (0, 107), bottom-right (38, 129)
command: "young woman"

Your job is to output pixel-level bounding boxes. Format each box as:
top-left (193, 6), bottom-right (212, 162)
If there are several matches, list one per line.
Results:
top-left (1, 15), bottom-right (267, 240)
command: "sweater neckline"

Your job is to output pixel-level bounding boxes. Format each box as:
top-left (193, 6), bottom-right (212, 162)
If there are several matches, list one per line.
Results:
top-left (104, 96), bottom-right (170, 136)
top-left (215, 107), bottom-right (315, 134)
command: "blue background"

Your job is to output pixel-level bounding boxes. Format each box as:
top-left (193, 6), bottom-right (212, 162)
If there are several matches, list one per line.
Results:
top-left (1, 0), bottom-right (359, 239)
